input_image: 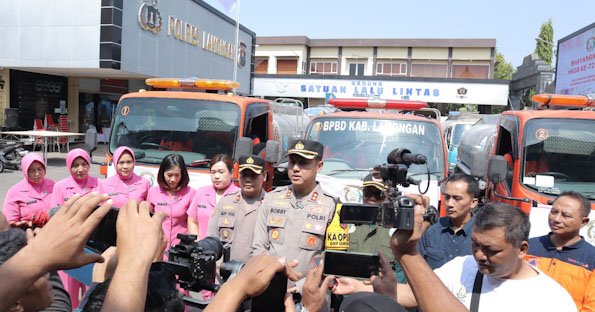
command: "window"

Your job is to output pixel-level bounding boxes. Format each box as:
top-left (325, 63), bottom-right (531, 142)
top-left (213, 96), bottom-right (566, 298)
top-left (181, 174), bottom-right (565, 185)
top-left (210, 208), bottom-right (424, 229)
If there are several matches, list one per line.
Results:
top-left (411, 63), bottom-right (448, 78)
top-left (254, 58), bottom-right (268, 74)
top-left (277, 59), bottom-right (298, 75)
top-left (451, 65), bottom-right (490, 79)
top-left (310, 60), bottom-right (338, 75)
top-left (376, 62), bottom-right (407, 76)
top-left (349, 63), bottom-right (365, 76)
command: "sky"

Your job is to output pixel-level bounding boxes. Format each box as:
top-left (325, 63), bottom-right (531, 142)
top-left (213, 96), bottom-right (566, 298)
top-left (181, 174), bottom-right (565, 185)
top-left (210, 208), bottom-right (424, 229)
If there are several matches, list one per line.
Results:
top-left (203, 0), bottom-right (594, 68)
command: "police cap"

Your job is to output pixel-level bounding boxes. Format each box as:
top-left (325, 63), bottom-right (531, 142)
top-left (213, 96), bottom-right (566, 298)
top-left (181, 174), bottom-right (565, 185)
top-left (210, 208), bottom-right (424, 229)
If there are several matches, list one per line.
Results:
top-left (239, 155), bottom-right (265, 174)
top-left (286, 139), bottom-right (324, 160)
top-left (362, 173), bottom-right (387, 191)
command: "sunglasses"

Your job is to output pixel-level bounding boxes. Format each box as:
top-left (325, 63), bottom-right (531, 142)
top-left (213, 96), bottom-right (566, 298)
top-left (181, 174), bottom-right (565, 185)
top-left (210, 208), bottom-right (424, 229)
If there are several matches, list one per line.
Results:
top-left (363, 187), bottom-right (386, 200)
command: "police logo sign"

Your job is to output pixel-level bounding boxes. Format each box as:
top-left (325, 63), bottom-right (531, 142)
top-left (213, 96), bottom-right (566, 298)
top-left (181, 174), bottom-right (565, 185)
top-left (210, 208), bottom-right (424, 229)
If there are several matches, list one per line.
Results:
top-left (138, 0), bottom-right (162, 34)
top-left (238, 42), bottom-right (247, 68)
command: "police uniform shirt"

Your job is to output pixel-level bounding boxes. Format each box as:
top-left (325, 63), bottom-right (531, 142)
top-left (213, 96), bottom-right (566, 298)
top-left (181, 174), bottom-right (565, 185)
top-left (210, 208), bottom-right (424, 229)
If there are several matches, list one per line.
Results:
top-left (207, 189), bottom-right (266, 263)
top-left (252, 183), bottom-right (336, 276)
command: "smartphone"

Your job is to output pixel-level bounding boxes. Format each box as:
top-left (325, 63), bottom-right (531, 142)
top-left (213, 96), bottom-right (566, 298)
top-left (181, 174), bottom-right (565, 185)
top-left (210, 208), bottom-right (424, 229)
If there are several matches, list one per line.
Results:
top-left (251, 272), bottom-right (288, 312)
top-left (86, 208), bottom-right (119, 253)
top-left (323, 251), bottom-right (379, 279)
top-left (339, 204), bottom-right (379, 225)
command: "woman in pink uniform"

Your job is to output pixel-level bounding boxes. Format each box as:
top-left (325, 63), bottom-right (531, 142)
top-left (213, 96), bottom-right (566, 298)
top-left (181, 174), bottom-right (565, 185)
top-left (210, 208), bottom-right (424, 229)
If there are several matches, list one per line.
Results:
top-left (187, 154), bottom-right (239, 239)
top-left (51, 148), bottom-right (100, 207)
top-left (147, 154), bottom-right (196, 256)
top-left (98, 146), bottom-right (150, 208)
top-left (3, 153), bottom-right (55, 226)
top-left (51, 148), bottom-right (99, 308)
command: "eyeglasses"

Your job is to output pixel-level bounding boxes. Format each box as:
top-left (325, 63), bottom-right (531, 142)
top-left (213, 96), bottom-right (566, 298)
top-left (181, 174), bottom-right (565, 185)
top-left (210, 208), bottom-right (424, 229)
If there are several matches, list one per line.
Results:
top-left (363, 187), bottom-right (385, 200)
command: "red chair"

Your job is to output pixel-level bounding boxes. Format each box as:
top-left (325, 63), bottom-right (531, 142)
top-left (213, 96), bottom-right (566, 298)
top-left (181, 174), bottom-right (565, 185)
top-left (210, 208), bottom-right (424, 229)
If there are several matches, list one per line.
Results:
top-left (45, 114), bottom-right (58, 131)
top-left (57, 115), bottom-right (70, 152)
top-left (32, 119), bottom-right (45, 151)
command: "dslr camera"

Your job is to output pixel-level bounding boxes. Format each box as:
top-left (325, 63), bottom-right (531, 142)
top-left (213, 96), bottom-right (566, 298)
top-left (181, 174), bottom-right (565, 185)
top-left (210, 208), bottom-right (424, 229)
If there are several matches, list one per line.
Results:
top-left (340, 148), bottom-right (438, 230)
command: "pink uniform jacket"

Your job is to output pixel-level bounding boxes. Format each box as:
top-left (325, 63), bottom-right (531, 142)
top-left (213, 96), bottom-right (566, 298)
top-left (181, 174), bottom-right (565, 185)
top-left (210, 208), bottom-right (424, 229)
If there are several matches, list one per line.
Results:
top-left (51, 148), bottom-right (100, 207)
top-left (98, 146), bottom-right (150, 208)
top-left (3, 153), bottom-right (55, 223)
top-left (147, 185), bottom-right (196, 253)
top-left (187, 183), bottom-right (240, 239)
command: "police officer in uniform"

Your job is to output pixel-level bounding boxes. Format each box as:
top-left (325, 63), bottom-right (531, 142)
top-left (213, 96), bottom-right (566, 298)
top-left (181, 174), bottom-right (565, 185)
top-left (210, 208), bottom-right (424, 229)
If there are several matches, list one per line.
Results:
top-left (207, 155), bottom-right (267, 263)
top-left (252, 139), bottom-right (336, 277)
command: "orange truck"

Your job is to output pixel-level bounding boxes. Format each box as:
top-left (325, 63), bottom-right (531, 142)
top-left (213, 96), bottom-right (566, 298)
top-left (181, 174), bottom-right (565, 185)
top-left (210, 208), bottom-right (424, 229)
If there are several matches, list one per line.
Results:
top-left (479, 94), bottom-right (595, 245)
top-left (102, 78), bottom-right (308, 190)
top-left (303, 98), bottom-right (448, 212)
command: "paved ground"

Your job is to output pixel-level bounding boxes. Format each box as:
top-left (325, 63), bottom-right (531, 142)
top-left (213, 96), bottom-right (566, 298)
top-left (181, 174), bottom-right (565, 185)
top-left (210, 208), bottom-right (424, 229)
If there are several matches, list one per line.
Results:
top-left (0, 142), bottom-right (109, 212)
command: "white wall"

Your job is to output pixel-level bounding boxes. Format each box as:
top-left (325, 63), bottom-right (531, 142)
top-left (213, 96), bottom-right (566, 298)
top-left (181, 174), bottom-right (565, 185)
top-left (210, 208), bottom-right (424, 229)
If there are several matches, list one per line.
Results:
top-left (0, 0), bottom-right (101, 68)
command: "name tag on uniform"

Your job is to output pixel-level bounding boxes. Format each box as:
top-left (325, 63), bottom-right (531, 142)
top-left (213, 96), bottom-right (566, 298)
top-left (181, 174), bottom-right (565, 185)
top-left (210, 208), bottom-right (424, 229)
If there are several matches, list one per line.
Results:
top-left (157, 202), bottom-right (168, 206)
top-left (25, 200), bottom-right (38, 205)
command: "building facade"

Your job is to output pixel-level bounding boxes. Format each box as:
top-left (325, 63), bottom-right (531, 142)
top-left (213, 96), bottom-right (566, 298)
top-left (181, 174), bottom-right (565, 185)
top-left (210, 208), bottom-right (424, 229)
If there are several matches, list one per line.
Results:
top-left (0, 0), bottom-right (255, 132)
top-left (253, 36), bottom-right (509, 112)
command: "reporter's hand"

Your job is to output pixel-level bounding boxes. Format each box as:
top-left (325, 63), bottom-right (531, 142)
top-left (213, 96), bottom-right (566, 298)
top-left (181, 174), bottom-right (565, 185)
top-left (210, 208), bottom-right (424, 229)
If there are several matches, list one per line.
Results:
top-left (302, 260), bottom-right (334, 312)
top-left (26, 193), bottom-right (112, 271)
top-left (9, 220), bottom-right (32, 229)
top-left (390, 194), bottom-right (429, 260)
top-left (332, 277), bottom-right (368, 295)
top-left (284, 292), bottom-right (297, 312)
top-left (0, 213), bottom-right (10, 232)
top-left (153, 228), bottom-right (168, 262)
top-left (369, 251), bottom-right (398, 301)
top-left (115, 200), bottom-right (166, 265)
top-left (231, 254), bottom-right (301, 298)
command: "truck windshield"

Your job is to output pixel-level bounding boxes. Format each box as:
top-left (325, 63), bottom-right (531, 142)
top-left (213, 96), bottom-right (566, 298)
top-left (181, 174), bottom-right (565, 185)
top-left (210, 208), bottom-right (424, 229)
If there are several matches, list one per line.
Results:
top-left (305, 117), bottom-right (445, 181)
top-left (522, 118), bottom-right (595, 199)
top-left (109, 98), bottom-right (240, 166)
top-left (451, 124), bottom-right (472, 147)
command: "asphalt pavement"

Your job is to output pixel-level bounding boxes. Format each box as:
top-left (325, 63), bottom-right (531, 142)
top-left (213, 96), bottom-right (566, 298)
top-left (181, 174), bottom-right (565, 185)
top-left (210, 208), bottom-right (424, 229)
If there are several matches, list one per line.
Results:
top-left (0, 142), bottom-right (108, 212)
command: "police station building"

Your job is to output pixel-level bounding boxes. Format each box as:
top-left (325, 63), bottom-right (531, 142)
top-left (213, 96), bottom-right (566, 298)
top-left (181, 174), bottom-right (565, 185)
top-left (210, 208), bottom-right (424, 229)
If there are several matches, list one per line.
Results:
top-left (253, 36), bottom-right (509, 113)
top-left (0, 0), bottom-right (254, 133)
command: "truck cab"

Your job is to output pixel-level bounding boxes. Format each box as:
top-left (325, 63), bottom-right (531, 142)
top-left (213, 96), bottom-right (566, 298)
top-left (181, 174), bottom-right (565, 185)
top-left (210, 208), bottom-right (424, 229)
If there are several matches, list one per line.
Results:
top-left (303, 98), bottom-right (448, 211)
top-left (485, 94), bottom-right (595, 244)
top-left (104, 78), bottom-right (307, 190)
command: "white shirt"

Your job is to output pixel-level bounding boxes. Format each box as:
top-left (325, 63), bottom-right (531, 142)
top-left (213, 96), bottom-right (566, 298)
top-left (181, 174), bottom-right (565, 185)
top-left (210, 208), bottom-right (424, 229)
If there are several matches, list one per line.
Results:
top-left (434, 256), bottom-right (577, 312)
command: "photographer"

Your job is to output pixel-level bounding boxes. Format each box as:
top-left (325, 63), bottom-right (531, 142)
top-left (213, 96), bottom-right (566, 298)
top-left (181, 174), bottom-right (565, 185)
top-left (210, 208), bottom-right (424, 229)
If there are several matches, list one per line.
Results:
top-left (372, 198), bottom-right (576, 311)
top-left (0, 193), bottom-right (112, 312)
top-left (332, 174), bottom-right (406, 296)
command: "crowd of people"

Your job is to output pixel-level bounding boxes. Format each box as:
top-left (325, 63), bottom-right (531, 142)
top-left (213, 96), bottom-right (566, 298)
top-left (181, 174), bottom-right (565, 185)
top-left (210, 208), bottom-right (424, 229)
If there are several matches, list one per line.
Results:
top-left (0, 138), bottom-right (593, 311)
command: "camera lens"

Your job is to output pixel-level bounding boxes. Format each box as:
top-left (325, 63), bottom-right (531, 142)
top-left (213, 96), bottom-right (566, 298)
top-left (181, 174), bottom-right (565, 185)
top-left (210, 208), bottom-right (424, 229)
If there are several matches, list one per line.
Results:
top-left (195, 236), bottom-right (224, 260)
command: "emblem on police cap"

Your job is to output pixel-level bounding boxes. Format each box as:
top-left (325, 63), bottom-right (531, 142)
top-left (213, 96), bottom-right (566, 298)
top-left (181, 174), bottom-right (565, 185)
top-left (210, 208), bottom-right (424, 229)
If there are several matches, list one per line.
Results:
top-left (295, 141), bottom-right (304, 150)
top-left (247, 157), bottom-right (254, 164)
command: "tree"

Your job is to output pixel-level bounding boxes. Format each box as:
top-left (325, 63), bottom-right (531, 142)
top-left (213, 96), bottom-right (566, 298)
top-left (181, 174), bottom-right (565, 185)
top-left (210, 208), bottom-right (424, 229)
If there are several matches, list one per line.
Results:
top-left (494, 51), bottom-right (514, 80)
top-left (535, 18), bottom-right (554, 64)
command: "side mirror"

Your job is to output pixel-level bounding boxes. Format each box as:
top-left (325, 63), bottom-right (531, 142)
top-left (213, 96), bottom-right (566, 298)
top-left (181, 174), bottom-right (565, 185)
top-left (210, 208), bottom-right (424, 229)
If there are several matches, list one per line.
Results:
top-left (487, 155), bottom-right (508, 184)
top-left (234, 137), bottom-right (254, 162)
top-left (265, 140), bottom-right (280, 164)
top-left (85, 127), bottom-right (98, 156)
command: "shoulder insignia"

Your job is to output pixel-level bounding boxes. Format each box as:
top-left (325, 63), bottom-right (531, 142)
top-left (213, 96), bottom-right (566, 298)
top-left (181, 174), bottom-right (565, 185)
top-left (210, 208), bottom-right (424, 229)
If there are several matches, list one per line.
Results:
top-left (234, 194), bottom-right (241, 203)
top-left (310, 192), bottom-right (318, 202)
top-left (285, 188), bottom-right (293, 199)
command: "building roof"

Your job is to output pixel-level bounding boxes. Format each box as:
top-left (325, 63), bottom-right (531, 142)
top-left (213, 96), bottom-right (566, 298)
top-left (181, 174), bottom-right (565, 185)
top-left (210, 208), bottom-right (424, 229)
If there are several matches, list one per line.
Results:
top-left (256, 36), bottom-right (496, 48)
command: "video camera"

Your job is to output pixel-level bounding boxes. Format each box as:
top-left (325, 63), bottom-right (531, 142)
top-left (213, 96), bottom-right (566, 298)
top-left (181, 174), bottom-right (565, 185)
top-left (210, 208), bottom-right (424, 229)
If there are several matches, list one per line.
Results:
top-left (165, 234), bottom-right (286, 311)
top-left (165, 234), bottom-right (244, 294)
top-left (340, 148), bottom-right (438, 230)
